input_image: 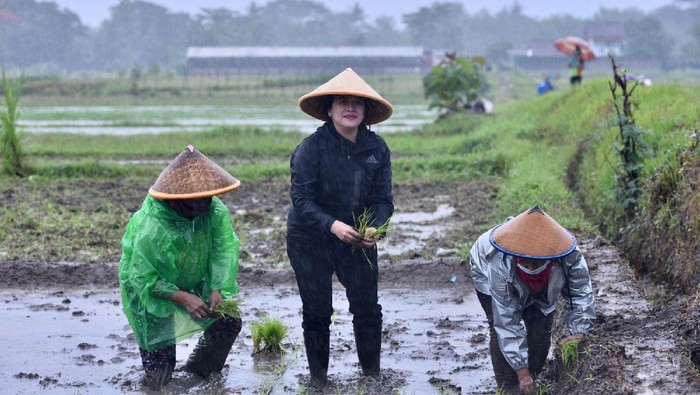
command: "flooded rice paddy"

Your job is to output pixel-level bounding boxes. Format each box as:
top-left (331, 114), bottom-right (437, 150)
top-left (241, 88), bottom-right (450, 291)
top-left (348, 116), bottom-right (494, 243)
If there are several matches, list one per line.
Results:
top-left (1, 197), bottom-right (498, 394)
top-left (18, 105), bottom-right (436, 135)
top-left (1, 284), bottom-right (493, 394)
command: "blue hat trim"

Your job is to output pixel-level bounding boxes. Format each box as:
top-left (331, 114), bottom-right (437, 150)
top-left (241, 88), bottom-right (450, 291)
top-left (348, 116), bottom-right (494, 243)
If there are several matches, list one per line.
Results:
top-left (488, 224), bottom-right (578, 260)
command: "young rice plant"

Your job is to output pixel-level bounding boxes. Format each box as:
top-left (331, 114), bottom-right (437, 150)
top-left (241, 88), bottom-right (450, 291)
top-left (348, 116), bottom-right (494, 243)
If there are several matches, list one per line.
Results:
top-left (352, 208), bottom-right (392, 268)
top-left (353, 207), bottom-right (390, 240)
top-left (560, 338), bottom-right (581, 367)
top-left (213, 299), bottom-right (244, 319)
top-left (250, 316), bottom-right (289, 354)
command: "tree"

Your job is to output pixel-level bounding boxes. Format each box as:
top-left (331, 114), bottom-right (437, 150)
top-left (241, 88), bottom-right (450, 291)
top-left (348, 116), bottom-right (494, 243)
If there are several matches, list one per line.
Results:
top-left (91, 0), bottom-right (190, 70)
top-left (363, 16), bottom-right (409, 46)
top-left (403, 3), bottom-right (467, 52)
top-left (422, 55), bottom-right (487, 116)
top-left (253, 0), bottom-right (356, 46)
top-left (188, 8), bottom-right (240, 46)
top-left (624, 16), bottom-right (673, 59)
top-left (679, 21), bottom-right (700, 62)
top-left (0, 0), bottom-right (86, 69)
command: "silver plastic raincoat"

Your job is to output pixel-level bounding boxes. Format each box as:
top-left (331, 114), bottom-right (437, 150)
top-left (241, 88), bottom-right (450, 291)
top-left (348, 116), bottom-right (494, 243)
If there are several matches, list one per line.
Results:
top-left (469, 224), bottom-right (595, 370)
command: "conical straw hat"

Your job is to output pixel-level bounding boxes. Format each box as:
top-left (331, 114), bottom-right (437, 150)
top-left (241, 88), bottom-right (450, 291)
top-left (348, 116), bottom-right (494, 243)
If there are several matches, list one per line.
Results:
top-left (489, 205), bottom-right (576, 259)
top-left (298, 68), bottom-right (393, 125)
top-left (148, 145), bottom-right (241, 200)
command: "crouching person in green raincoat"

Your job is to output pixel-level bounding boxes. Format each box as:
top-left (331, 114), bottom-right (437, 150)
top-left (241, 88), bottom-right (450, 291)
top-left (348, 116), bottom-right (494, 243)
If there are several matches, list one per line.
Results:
top-left (119, 144), bottom-right (243, 391)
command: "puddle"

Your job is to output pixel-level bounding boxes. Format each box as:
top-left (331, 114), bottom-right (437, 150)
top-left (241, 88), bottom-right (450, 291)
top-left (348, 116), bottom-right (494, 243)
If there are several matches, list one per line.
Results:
top-left (383, 203), bottom-right (456, 256)
top-left (0, 284), bottom-right (494, 394)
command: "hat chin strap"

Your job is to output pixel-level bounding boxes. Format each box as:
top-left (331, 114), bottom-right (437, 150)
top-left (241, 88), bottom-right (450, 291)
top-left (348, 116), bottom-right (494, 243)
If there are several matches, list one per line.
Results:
top-left (516, 261), bottom-right (550, 275)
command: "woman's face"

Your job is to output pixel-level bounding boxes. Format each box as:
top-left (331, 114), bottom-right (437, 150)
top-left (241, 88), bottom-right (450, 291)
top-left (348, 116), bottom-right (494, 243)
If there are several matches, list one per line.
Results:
top-left (329, 95), bottom-right (365, 131)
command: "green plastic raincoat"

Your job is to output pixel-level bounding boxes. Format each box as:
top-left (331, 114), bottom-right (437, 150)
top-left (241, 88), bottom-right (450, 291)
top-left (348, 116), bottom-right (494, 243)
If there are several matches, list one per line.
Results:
top-left (119, 195), bottom-right (240, 352)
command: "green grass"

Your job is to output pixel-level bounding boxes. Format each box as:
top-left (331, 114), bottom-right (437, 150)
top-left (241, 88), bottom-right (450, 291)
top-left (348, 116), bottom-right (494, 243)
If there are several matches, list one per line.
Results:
top-left (21, 126), bottom-right (305, 159)
top-left (18, 74), bottom-right (427, 107)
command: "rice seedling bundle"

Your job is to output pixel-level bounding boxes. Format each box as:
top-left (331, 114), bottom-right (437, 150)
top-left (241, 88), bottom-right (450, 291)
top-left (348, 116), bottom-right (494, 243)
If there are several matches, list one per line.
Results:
top-left (353, 207), bottom-right (390, 241)
top-left (213, 299), bottom-right (244, 319)
top-left (560, 338), bottom-right (581, 367)
top-left (250, 316), bottom-right (288, 354)
top-left (352, 208), bottom-right (392, 268)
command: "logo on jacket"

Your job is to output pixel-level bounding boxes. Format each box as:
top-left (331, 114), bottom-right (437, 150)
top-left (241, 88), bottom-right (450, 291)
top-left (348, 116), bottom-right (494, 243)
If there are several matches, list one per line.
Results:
top-left (366, 154), bottom-right (379, 164)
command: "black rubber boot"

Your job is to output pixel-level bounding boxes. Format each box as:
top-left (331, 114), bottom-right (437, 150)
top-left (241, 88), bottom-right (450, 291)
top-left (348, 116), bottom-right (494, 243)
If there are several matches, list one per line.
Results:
top-left (184, 332), bottom-right (236, 378)
top-left (144, 363), bottom-right (173, 391)
top-left (303, 331), bottom-right (330, 388)
top-left (354, 329), bottom-right (381, 378)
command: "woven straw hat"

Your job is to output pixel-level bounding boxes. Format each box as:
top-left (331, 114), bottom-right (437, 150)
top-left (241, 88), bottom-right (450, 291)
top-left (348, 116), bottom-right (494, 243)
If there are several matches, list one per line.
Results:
top-left (489, 205), bottom-right (576, 259)
top-left (298, 68), bottom-right (393, 125)
top-left (148, 145), bottom-right (241, 200)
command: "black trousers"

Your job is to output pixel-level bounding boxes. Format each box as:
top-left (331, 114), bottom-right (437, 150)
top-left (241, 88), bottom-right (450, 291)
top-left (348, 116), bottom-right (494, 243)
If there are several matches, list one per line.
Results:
top-left (287, 237), bottom-right (383, 333)
top-left (476, 290), bottom-right (553, 388)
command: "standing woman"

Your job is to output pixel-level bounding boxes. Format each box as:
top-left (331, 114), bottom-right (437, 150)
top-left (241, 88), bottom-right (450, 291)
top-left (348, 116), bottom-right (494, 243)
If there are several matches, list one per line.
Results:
top-left (569, 45), bottom-right (584, 85)
top-left (287, 68), bottom-right (394, 387)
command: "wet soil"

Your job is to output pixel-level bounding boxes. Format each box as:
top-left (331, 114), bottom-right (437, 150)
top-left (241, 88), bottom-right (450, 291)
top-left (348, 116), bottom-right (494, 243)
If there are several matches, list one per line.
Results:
top-left (2, 179), bottom-right (700, 394)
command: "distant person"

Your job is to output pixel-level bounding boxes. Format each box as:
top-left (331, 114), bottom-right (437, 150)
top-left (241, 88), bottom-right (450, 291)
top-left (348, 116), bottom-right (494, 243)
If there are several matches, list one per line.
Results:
top-left (469, 205), bottom-right (595, 395)
top-left (537, 76), bottom-right (555, 95)
top-left (119, 145), bottom-right (243, 391)
top-left (287, 68), bottom-right (394, 388)
top-left (569, 45), bottom-right (584, 85)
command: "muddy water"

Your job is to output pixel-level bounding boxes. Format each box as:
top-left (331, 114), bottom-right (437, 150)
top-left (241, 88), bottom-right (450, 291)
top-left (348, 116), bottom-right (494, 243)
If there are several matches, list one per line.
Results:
top-left (1, 283), bottom-right (494, 394)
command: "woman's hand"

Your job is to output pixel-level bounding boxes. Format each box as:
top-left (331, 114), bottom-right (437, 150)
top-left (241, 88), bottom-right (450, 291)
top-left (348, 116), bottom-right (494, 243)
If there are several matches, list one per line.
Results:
top-left (330, 220), bottom-right (362, 245)
top-left (359, 226), bottom-right (378, 248)
top-left (209, 290), bottom-right (223, 311)
top-left (170, 290), bottom-right (210, 320)
top-left (516, 368), bottom-right (535, 395)
top-left (558, 333), bottom-right (583, 346)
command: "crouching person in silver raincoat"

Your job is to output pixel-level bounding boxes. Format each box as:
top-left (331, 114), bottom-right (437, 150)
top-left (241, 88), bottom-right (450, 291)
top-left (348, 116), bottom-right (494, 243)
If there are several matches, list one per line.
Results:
top-left (469, 205), bottom-right (595, 395)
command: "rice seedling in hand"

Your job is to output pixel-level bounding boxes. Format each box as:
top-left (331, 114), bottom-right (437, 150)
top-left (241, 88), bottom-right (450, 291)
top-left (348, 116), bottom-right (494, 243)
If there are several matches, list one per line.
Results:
top-left (353, 208), bottom-right (390, 242)
top-left (352, 208), bottom-right (392, 268)
top-left (250, 316), bottom-right (289, 354)
top-left (213, 299), bottom-right (244, 319)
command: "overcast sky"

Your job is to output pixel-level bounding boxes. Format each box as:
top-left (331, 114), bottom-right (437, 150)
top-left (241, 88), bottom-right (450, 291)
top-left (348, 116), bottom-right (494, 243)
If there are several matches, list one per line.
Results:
top-left (49, 0), bottom-right (678, 28)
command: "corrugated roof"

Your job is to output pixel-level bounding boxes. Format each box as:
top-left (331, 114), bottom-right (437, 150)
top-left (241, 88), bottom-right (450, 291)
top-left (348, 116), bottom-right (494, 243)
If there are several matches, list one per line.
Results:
top-left (186, 46), bottom-right (425, 58)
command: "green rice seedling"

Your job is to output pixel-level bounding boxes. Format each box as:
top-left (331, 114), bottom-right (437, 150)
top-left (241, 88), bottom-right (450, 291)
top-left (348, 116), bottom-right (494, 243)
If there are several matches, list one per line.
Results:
top-left (250, 316), bottom-right (289, 354)
top-left (535, 383), bottom-right (550, 395)
top-left (213, 299), bottom-right (244, 319)
top-left (352, 208), bottom-right (392, 268)
top-left (353, 208), bottom-right (390, 240)
top-left (560, 338), bottom-right (581, 367)
top-left (1, 69), bottom-right (26, 176)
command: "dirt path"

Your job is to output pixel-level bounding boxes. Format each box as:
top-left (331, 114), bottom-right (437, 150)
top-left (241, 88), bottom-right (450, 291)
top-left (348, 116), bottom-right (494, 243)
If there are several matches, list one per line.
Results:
top-left (545, 237), bottom-right (700, 394)
top-left (3, 179), bottom-right (700, 394)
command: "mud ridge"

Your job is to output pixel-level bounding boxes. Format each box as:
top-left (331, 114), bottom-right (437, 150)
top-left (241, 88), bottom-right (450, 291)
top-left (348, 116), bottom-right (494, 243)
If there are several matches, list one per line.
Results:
top-left (544, 237), bottom-right (700, 394)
